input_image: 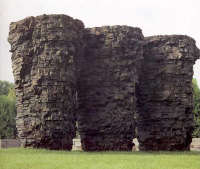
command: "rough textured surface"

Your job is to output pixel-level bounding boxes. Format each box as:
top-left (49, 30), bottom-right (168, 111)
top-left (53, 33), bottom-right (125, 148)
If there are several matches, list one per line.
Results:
top-left (77, 26), bottom-right (144, 151)
top-left (8, 14), bottom-right (85, 150)
top-left (137, 35), bottom-right (200, 151)
top-left (8, 14), bottom-right (200, 151)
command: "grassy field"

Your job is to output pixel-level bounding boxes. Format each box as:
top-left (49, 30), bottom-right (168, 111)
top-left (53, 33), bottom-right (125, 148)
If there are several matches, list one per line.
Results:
top-left (0, 148), bottom-right (200, 169)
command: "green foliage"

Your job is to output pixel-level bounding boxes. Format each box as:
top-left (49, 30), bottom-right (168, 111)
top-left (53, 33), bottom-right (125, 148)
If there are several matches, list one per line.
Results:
top-left (0, 80), bottom-right (14, 95)
top-left (7, 87), bottom-right (16, 101)
top-left (192, 79), bottom-right (200, 138)
top-left (0, 81), bottom-right (16, 139)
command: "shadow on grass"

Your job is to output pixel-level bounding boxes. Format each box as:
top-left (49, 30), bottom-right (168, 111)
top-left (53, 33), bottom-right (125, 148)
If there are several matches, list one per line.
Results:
top-left (2, 148), bottom-right (200, 156)
top-left (77, 151), bottom-right (200, 156)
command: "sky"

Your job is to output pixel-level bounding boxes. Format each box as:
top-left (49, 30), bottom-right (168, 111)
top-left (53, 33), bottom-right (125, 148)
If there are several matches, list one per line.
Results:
top-left (0, 0), bottom-right (200, 86)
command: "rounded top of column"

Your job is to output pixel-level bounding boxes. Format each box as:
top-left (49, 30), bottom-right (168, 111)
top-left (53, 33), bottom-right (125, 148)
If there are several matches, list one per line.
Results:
top-left (144, 35), bottom-right (200, 61)
top-left (8, 14), bottom-right (85, 49)
top-left (145, 35), bottom-right (196, 44)
top-left (86, 25), bottom-right (144, 40)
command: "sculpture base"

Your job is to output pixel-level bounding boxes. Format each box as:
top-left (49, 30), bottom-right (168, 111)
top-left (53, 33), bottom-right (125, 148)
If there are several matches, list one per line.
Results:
top-left (81, 135), bottom-right (133, 151)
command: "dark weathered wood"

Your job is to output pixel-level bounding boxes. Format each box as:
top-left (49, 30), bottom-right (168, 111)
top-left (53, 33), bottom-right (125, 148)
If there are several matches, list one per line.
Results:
top-left (8, 14), bottom-right (85, 150)
top-left (137, 35), bottom-right (199, 151)
top-left (8, 14), bottom-right (200, 151)
top-left (77, 26), bottom-right (144, 151)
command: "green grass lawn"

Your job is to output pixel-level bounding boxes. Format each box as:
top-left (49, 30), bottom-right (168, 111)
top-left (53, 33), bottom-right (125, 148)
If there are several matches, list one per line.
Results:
top-left (0, 148), bottom-right (200, 169)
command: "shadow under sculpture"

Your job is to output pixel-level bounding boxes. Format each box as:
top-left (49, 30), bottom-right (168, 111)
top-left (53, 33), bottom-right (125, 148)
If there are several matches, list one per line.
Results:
top-left (137, 35), bottom-right (200, 151)
top-left (77, 26), bottom-right (144, 151)
top-left (8, 15), bottom-right (85, 150)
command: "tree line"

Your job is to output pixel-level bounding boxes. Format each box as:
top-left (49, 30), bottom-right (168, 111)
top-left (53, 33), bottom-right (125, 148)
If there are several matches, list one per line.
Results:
top-left (0, 79), bottom-right (200, 139)
top-left (0, 80), bottom-right (16, 139)
top-left (192, 79), bottom-right (200, 137)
